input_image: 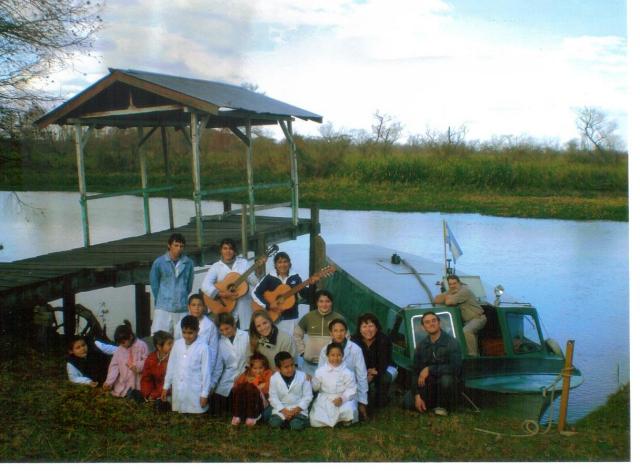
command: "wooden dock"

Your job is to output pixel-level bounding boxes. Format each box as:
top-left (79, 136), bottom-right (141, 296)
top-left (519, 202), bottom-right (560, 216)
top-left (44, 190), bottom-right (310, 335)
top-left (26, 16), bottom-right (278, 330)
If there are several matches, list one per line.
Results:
top-left (0, 213), bottom-right (317, 335)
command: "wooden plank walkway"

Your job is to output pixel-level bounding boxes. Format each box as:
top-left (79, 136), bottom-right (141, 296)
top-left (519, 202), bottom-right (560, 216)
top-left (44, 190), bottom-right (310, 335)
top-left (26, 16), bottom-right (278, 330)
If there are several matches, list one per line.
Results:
top-left (0, 214), bottom-right (313, 313)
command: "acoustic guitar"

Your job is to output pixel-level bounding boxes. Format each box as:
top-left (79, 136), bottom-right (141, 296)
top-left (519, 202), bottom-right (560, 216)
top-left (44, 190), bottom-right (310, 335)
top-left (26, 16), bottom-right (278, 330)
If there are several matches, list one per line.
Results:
top-left (204, 244), bottom-right (279, 316)
top-left (254, 265), bottom-right (336, 322)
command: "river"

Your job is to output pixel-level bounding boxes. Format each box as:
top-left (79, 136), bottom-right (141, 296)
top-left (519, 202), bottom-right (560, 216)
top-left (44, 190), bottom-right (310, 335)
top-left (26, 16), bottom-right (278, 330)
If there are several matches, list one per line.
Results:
top-left (0, 191), bottom-right (629, 422)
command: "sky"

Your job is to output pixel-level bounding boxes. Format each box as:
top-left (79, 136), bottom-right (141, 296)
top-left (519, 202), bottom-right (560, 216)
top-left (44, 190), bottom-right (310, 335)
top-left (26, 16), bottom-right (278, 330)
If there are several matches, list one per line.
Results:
top-left (44, 0), bottom-right (628, 147)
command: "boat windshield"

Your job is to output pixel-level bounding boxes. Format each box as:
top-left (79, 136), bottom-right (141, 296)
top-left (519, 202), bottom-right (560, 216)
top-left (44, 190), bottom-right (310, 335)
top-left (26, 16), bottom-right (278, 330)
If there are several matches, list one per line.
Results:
top-left (411, 311), bottom-right (455, 349)
top-left (505, 311), bottom-right (543, 354)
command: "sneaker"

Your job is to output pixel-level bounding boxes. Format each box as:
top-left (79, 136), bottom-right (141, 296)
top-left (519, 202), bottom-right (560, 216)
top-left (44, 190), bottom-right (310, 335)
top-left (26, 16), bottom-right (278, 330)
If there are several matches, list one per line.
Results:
top-left (231, 416), bottom-right (241, 426)
top-left (433, 407), bottom-right (448, 416)
top-left (245, 414), bottom-right (261, 427)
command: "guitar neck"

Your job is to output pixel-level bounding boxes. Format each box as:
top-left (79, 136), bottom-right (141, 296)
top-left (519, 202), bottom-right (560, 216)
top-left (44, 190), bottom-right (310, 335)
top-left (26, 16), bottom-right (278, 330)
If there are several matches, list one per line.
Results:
top-left (280, 278), bottom-right (313, 299)
top-left (232, 261), bottom-right (261, 288)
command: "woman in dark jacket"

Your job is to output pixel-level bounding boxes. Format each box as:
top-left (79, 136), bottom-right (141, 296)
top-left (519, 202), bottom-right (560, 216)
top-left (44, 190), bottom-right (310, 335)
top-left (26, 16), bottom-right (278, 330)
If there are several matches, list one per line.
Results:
top-left (350, 312), bottom-right (395, 412)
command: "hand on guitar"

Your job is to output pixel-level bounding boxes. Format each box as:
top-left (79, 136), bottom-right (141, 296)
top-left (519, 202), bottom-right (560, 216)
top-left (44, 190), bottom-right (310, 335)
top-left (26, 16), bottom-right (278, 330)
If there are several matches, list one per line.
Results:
top-left (218, 289), bottom-right (239, 300)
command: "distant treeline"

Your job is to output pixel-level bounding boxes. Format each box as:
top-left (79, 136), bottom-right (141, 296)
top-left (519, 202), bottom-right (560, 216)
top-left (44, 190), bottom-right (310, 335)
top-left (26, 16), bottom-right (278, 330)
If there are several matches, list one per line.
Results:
top-left (1, 126), bottom-right (628, 196)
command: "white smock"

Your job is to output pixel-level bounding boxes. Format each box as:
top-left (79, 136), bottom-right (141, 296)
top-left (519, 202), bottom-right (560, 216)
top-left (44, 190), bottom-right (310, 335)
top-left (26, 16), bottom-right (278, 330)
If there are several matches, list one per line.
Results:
top-left (309, 363), bottom-right (358, 427)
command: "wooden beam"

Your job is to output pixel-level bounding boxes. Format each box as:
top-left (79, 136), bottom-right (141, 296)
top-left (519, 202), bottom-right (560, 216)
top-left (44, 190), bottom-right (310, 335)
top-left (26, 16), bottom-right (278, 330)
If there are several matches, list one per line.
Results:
top-left (230, 126), bottom-right (250, 146)
top-left (245, 120), bottom-right (256, 235)
top-left (161, 127), bottom-right (175, 230)
top-left (79, 104), bottom-right (185, 119)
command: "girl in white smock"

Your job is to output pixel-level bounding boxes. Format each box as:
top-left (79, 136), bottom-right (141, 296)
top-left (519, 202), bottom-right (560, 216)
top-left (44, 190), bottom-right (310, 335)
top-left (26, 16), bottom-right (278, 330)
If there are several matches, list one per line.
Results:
top-left (310, 342), bottom-right (358, 427)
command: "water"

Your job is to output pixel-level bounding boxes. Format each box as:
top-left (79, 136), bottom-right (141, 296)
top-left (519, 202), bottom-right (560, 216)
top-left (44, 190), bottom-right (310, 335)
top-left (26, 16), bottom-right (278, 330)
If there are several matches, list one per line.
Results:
top-left (0, 191), bottom-right (629, 421)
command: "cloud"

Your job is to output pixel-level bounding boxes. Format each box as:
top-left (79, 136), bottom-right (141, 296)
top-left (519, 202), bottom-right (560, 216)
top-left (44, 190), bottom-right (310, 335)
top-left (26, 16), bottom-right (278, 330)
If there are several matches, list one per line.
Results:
top-left (41, 0), bottom-right (626, 145)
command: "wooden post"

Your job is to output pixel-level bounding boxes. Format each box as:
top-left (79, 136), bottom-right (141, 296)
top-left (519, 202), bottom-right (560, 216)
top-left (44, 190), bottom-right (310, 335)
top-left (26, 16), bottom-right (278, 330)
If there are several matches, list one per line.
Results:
top-left (74, 124), bottom-right (91, 247)
top-left (138, 127), bottom-right (151, 234)
top-left (135, 284), bottom-right (151, 338)
top-left (241, 204), bottom-right (248, 258)
top-left (308, 204), bottom-right (320, 309)
top-left (161, 127), bottom-right (175, 230)
top-left (288, 119), bottom-right (299, 226)
top-left (63, 278), bottom-right (76, 341)
top-left (256, 232), bottom-right (266, 278)
top-left (223, 199), bottom-right (232, 213)
top-left (558, 340), bottom-right (575, 433)
top-left (191, 112), bottom-right (206, 265)
top-left (245, 120), bottom-right (256, 235)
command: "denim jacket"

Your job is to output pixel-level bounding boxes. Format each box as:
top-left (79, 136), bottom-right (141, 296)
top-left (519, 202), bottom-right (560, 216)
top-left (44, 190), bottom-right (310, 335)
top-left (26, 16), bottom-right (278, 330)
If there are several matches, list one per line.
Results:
top-left (149, 253), bottom-right (194, 312)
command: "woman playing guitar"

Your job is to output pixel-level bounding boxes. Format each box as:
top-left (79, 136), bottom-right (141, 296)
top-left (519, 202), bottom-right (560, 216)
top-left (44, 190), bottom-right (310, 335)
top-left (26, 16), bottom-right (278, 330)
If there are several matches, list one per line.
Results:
top-left (200, 238), bottom-right (265, 330)
top-left (251, 252), bottom-right (320, 336)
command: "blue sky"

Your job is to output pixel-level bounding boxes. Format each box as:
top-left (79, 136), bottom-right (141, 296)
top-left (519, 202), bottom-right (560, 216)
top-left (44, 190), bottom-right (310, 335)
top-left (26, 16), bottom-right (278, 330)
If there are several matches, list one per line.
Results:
top-left (43, 0), bottom-right (628, 147)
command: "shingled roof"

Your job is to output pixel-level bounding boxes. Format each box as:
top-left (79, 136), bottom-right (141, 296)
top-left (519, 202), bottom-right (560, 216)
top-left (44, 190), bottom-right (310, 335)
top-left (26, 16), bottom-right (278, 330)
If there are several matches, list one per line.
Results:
top-left (35, 68), bottom-right (322, 129)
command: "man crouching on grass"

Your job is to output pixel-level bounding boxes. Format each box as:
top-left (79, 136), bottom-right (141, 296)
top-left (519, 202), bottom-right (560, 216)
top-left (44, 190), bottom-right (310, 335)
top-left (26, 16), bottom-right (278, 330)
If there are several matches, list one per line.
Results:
top-left (403, 311), bottom-right (461, 416)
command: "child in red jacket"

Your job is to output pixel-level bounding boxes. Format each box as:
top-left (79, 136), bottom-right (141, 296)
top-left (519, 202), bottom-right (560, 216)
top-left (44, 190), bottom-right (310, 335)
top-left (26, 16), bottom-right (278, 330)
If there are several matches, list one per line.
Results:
top-left (141, 330), bottom-right (173, 411)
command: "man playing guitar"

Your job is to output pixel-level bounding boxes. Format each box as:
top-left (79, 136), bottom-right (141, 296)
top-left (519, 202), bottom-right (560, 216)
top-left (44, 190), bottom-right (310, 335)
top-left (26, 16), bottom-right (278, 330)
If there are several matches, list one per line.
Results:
top-left (201, 238), bottom-right (264, 330)
top-left (251, 252), bottom-right (320, 336)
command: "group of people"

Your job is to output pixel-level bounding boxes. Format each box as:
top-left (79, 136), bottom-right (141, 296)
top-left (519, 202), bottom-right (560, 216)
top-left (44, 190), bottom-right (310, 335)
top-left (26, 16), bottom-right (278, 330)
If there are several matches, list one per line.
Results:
top-left (66, 233), bottom-right (467, 428)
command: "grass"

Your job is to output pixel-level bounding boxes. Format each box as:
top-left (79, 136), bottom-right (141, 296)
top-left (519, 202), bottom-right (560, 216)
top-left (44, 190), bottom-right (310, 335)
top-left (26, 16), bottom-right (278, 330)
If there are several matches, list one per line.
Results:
top-left (0, 132), bottom-right (629, 222)
top-left (0, 335), bottom-right (630, 462)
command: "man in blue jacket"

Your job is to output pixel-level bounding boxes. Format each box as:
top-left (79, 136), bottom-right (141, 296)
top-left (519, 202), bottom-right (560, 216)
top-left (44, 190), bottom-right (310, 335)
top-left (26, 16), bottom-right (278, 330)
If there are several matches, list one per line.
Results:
top-left (404, 311), bottom-right (462, 416)
top-left (150, 233), bottom-right (194, 338)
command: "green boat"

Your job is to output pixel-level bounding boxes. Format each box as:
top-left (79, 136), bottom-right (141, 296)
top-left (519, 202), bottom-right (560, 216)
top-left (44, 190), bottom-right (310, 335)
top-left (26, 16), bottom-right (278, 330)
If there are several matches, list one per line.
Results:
top-left (321, 243), bottom-right (583, 420)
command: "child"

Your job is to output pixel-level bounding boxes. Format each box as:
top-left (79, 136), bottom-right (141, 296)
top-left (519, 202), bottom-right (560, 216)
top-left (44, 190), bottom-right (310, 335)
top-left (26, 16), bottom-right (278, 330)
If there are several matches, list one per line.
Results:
top-left (318, 318), bottom-right (369, 418)
top-left (210, 313), bottom-right (250, 414)
top-left (268, 351), bottom-right (313, 431)
top-left (66, 335), bottom-right (109, 387)
top-left (310, 342), bottom-right (357, 427)
top-left (188, 293), bottom-right (222, 390)
top-left (162, 315), bottom-right (212, 414)
top-left (231, 352), bottom-right (272, 426)
top-left (103, 320), bottom-right (148, 400)
top-left (141, 330), bottom-right (173, 410)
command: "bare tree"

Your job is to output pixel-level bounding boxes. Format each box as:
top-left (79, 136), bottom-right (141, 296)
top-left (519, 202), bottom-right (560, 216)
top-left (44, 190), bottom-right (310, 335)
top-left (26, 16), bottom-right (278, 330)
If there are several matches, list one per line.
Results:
top-left (575, 107), bottom-right (620, 157)
top-left (0, 0), bottom-right (103, 135)
top-left (371, 110), bottom-right (402, 156)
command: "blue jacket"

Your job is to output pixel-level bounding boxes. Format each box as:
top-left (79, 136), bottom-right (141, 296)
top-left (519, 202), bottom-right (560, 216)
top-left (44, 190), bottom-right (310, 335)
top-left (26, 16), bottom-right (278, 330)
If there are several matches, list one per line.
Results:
top-left (251, 272), bottom-right (309, 321)
top-left (149, 253), bottom-right (194, 312)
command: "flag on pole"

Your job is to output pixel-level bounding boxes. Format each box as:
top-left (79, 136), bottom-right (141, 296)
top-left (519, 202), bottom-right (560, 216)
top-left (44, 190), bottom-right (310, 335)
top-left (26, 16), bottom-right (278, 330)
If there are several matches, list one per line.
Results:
top-left (444, 221), bottom-right (463, 262)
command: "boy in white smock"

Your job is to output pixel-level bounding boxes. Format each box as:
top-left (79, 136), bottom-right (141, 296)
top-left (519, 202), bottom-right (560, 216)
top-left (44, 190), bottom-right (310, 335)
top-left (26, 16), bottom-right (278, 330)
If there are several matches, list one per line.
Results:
top-left (161, 315), bottom-right (212, 413)
top-left (268, 351), bottom-right (313, 431)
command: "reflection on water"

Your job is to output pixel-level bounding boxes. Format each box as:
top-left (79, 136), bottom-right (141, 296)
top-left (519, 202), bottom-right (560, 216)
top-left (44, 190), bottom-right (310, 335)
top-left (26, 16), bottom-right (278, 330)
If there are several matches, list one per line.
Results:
top-left (0, 191), bottom-right (629, 421)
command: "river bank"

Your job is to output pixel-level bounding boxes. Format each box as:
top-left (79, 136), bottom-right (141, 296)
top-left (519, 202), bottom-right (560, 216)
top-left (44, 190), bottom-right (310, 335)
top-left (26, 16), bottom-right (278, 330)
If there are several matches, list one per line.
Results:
top-left (0, 336), bottom-right (629, 462)
top-left (0, 172), bottom-right (628, 221)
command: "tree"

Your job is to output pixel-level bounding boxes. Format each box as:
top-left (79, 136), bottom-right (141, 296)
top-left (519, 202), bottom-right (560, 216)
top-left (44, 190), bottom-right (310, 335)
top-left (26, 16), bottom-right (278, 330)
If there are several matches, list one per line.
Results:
top-left (0, 0), bottom-right (103, 136)
top-left (575, 106), bottom-right (621, 158)
top-left (371, 110), bottom-right (402, 156)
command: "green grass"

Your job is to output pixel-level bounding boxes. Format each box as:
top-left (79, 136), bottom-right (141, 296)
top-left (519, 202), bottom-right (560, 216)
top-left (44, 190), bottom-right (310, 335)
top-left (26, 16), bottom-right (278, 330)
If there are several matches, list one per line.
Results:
top-left (0, 336), bottom-right (629, 462)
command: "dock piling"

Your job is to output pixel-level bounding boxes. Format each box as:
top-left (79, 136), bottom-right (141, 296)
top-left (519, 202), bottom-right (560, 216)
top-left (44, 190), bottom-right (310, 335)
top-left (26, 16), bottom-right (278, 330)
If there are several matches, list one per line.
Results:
top-left (135, 283), bottom-right (151, 338)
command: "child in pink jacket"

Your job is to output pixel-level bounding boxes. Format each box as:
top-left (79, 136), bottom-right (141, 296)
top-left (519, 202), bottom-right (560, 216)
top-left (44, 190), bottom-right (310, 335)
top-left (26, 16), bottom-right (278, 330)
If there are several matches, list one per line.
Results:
top-left (103, 320), bottom-right (148, 399)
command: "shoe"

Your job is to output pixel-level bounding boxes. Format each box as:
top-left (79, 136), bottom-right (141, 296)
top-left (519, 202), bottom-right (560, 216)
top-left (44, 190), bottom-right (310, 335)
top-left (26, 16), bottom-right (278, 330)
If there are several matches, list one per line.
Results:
top-left (245, 414), bottom-right (261, 427)
top-left (433, 407), bottom-right (448, 416)
top-left (231, 416), bottom-right (241, 426)
top-left (341, 420), bottom-right (353, 427)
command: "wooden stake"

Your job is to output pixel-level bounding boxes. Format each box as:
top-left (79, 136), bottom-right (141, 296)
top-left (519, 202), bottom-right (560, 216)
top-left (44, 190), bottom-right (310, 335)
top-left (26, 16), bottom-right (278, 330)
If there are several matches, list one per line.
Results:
top-left (558, 340), bottom-right (575, 433)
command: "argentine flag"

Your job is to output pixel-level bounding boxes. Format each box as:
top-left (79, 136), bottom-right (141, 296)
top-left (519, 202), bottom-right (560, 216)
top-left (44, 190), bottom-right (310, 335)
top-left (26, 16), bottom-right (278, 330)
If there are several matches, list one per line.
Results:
top-left (444, 221), bottom-right (463, 262)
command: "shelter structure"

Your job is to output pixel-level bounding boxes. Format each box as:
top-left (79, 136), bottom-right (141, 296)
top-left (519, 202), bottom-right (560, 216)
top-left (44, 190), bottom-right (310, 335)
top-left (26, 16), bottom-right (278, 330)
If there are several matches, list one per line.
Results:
top-left (35, 68), bottom-right (323, 259)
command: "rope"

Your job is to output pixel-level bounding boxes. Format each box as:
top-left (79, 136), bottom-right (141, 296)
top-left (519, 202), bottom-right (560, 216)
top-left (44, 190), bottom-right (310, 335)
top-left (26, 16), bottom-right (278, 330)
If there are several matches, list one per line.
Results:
top-left (473, 366), bottom-right (575, 438)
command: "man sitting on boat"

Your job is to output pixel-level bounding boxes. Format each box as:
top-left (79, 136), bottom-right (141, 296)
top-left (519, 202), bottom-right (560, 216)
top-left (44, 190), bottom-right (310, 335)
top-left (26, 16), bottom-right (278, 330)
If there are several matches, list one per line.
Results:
top-left (404, 311), bottom-right (462, 416)
top-left (434, 274), bottom-right (486, 356)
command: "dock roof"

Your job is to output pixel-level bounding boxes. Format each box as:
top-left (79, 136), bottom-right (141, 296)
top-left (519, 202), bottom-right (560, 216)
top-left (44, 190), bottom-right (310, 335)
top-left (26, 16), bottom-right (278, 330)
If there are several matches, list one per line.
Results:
top-left (35, 68), bottom-right (323, 129)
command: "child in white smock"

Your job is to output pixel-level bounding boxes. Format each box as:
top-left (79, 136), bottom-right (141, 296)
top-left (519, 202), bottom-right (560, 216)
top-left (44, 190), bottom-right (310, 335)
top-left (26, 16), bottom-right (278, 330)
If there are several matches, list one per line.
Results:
top-left (310, 342), bottom-right (357, 427)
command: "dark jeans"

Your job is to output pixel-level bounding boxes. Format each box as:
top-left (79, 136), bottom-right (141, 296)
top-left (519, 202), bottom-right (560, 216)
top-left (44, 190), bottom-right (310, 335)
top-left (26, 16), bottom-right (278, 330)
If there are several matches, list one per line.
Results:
top-left (269, 413), bottom-right (310, 431)
top-left (403, 374), bottom-right (457, 411)
top-left (368, 371), bottom-right (393, 408)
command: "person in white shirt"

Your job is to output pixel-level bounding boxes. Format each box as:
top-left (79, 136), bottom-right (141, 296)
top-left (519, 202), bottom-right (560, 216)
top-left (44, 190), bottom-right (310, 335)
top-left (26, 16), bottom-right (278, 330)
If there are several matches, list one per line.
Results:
top-left (201, 238), bottom-right (262, 330)
top-left (268, 351), bottom-right (313, 431)
top-left (317, 318), bottom-right (369, 420)
top-left (161, 315), bottom-right (212, 414)
top-left (210, 313), bottom-right (250, 415)
top-left (310, 342), bottom-right (357, 427)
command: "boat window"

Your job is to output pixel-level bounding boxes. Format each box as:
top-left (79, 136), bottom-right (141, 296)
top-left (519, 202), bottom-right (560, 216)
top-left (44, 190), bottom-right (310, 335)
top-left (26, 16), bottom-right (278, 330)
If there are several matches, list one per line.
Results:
top-left (389, 315), bottom-right (406, 350)
top-left (411, 312), bottom-right (455, 349)
top-left (506, 312), bottom-right (542, 354)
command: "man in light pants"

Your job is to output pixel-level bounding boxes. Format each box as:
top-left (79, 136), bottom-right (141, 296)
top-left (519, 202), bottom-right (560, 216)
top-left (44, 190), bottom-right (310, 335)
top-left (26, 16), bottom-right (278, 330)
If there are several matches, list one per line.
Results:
top-left (150, 233), bottom-right (194, 339)
top-left (434, 274), bottom-right (486, 356)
